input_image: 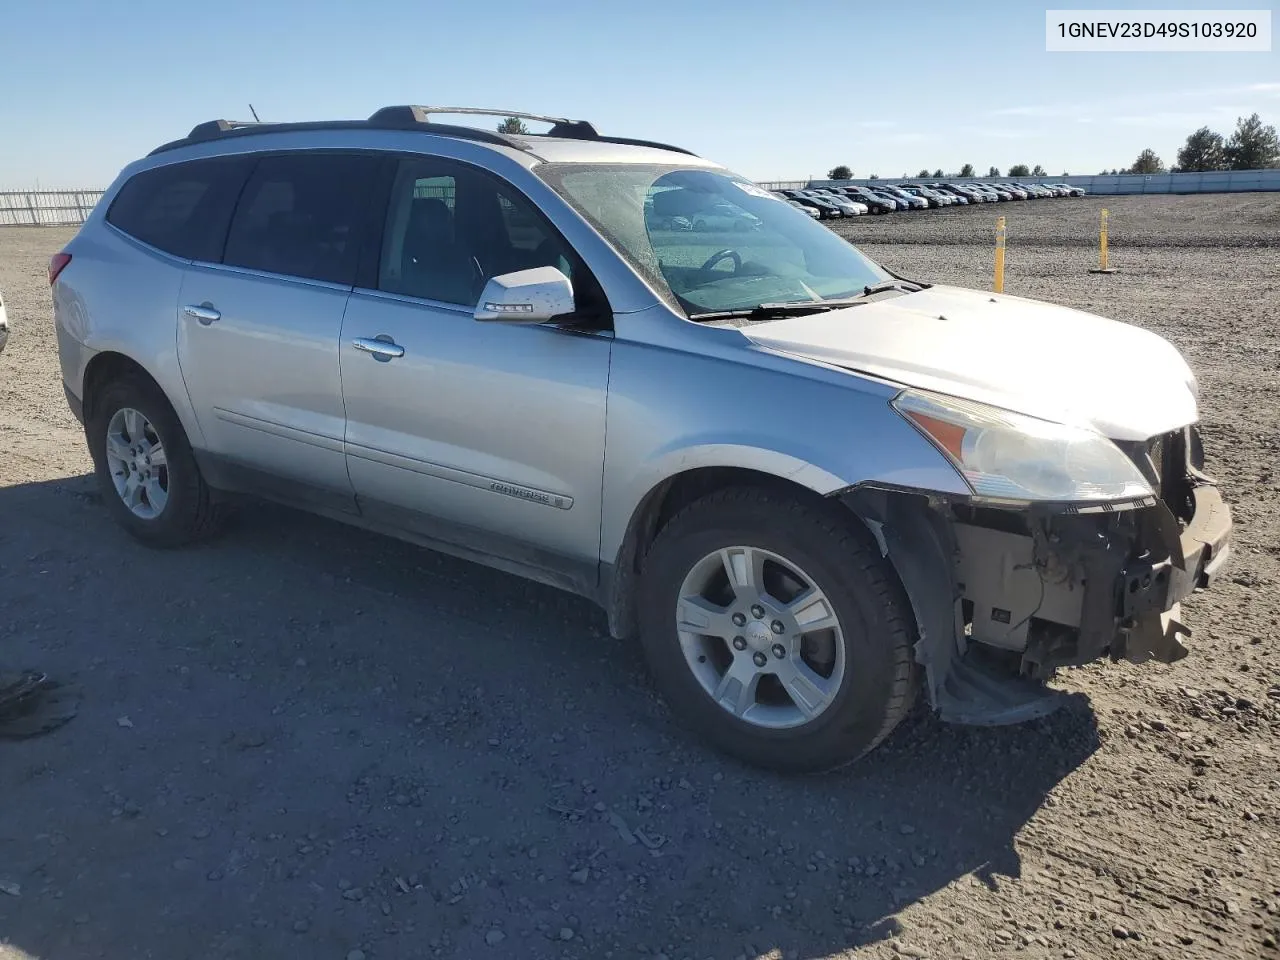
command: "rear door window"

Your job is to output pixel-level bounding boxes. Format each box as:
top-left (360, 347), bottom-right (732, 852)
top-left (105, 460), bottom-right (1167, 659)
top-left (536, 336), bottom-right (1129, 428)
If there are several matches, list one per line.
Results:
top-left (106, 157), bottom-right (250, 261)
top-left (223, 153), bottom-right (379, 285)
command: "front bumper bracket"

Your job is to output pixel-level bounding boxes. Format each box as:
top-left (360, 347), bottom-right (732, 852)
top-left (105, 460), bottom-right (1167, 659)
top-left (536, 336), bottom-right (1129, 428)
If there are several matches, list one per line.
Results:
top-left (1115, 484), bottom-right (1232, 664)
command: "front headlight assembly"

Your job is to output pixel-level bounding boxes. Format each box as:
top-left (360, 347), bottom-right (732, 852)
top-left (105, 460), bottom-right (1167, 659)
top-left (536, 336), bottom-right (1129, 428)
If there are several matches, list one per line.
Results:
top-left (893, 389), bottom-right (1153, 503)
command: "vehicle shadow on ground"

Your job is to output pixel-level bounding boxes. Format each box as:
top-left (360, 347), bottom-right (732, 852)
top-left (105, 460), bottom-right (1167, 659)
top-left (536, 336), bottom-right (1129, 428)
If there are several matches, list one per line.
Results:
top-left (1, 476), bottom-right (1101, 960)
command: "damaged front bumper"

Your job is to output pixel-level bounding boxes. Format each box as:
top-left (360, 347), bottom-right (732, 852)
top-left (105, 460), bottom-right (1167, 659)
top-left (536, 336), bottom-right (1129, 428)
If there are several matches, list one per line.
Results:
top-left (843, 427), bottom-right (1233, 726)
top-left (1109, 483), bottom-right (1231, 666)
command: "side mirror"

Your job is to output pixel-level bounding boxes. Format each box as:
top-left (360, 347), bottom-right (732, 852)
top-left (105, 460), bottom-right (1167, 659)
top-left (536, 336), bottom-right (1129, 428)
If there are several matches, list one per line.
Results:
top-left (473, 267), bottom-right (574, 324)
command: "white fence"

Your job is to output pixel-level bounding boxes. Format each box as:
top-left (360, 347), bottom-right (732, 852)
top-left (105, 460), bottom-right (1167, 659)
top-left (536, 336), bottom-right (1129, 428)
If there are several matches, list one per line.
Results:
top-left (0, 190), bottom-right (105, 226)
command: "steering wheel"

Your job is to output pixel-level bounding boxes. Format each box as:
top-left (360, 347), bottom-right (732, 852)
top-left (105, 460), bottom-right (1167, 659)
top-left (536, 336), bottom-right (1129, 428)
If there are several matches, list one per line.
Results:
top-left (700, 248), bottom-right (742, 273)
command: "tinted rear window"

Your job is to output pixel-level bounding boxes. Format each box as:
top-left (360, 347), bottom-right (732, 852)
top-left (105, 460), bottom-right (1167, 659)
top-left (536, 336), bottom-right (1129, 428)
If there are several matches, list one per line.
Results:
top-left (222, 153), bottom-right (378, 285)
top-left (106, 157), bottom-right (249, 261)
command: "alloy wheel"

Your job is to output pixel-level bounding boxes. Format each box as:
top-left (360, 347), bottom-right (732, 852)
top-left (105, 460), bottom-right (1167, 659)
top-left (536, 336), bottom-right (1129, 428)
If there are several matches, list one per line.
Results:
top-left (675, 545), bottom-right (846, 729)
top-left (103, 407), bottom-right (169, 519)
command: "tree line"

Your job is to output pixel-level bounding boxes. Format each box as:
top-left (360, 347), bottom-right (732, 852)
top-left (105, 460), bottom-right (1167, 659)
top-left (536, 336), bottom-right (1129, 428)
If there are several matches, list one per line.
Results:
top-left (1118, 113), bottom-right (1279, 174)
top-left (826, 112), bottom-right (1279, 181)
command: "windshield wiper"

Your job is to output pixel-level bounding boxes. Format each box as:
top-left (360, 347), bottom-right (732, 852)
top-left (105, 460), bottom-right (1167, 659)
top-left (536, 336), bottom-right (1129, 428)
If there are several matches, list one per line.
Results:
top-left (688, 299), bottom-right (868, 322)
top-left (688, 282), bottom-right (925, 323)
top-left (862, 279), bottom-right (923, 296)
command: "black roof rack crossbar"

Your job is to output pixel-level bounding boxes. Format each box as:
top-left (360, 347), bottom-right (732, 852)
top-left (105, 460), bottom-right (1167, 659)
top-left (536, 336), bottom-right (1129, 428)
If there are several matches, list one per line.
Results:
top-left (368, 105), bottom-right (600, 139)
top-left (148, 105), bottom-right (695, 158)
top-left (369, 105), bottom-right (696, 155)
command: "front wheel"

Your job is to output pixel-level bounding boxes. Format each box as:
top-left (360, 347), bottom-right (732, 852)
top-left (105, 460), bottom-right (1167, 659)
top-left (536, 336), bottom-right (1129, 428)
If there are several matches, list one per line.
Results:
top-left (638, 487), bottom-right (918, 772)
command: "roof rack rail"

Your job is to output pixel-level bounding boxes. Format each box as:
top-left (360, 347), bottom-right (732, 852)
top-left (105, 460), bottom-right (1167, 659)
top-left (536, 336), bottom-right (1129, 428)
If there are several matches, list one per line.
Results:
top-left (148, 115), bottom-right (525, 157)
top-left (369, 105), bottom-right (697, 156)
top-left (147, 106), bottom-right (696, 158)
top-left (368, 106), bottom-right (599, 139)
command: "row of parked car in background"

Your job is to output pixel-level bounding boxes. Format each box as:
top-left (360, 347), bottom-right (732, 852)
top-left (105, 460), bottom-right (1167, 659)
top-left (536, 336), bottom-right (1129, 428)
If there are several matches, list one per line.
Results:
top-left (776, 180), bottom-right (1086, 219)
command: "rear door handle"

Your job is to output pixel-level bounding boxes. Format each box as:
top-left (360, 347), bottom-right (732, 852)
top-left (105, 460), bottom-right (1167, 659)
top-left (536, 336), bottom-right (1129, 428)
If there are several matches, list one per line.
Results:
top-left (351, 336), bottom-right (405, 361)
top-left (183, 304), bottom-right (221, 325)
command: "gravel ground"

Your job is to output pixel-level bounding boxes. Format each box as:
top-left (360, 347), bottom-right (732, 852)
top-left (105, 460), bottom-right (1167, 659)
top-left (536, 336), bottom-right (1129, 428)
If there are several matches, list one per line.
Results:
top-left (1, 194), bottom-right (1277, 960)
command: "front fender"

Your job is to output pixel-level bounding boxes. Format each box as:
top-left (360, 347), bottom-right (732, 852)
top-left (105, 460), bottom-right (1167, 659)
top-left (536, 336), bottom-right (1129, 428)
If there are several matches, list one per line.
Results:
top-left (600, 336), bottom-right (969, 565)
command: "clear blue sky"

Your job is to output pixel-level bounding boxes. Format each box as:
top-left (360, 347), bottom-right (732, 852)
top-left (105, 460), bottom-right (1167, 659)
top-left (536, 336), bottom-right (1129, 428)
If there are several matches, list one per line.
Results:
top-left (0, 0), bottom-right (1276, 187)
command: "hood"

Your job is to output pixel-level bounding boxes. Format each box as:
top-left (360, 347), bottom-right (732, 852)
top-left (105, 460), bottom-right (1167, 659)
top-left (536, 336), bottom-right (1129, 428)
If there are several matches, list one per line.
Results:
top-left (745, 285), bottom-right (1197, 441)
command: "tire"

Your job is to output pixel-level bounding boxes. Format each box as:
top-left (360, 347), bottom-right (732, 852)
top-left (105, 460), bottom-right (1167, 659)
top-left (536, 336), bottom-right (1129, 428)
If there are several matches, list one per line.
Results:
top-left (86, 375), bottom-right (223, 547)
top-left (637, 487), bottom-right (918, 773)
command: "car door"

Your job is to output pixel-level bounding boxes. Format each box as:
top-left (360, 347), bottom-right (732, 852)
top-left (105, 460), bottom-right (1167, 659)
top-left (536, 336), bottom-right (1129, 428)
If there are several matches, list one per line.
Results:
top-left (177, 151), bottom-right (380, 510)
top-left (338, 156), bottom-right (612, 592)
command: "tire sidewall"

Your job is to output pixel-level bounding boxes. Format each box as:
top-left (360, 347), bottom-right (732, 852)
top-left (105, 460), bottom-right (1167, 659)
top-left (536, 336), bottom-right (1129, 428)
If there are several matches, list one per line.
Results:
top-left (87, 379), bottom-right (203, 546)
top-left (638, 496), bottom-right (911, 771)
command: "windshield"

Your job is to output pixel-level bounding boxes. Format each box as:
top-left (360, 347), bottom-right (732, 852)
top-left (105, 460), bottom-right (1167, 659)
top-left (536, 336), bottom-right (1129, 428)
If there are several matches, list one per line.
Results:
top-left (535, 164), bottom-right (890, 317)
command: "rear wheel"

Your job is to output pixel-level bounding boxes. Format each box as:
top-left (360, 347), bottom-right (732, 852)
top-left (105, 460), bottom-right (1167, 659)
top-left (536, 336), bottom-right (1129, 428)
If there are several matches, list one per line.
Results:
top-left (87, 376), bottom-right (222, 547)
top-left (638, 487), bottom-right (918, 772)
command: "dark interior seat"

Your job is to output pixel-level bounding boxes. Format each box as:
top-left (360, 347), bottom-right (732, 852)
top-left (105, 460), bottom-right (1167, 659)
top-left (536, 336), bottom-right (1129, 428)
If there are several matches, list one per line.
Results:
top-left (400, 198), bottom-right (477, 304)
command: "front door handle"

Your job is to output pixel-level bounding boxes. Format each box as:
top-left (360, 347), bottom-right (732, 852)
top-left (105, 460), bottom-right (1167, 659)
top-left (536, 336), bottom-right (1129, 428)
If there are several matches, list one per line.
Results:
top-left (351, 336), bottom-right (405, 361)
top-left (183, 303), bottom-right (220, 325)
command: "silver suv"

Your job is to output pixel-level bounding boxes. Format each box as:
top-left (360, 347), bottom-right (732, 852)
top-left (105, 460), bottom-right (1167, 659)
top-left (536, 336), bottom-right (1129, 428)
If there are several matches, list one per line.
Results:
top-left (53, 106), bottom-right (1232, 772)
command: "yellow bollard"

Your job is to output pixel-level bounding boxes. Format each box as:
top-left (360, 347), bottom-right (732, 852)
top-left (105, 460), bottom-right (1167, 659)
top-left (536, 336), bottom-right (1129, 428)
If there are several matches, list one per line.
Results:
top-left (1089, 208), bottom-right (1117, 274)
top-left (993, 216), bottom-right (1006, 293)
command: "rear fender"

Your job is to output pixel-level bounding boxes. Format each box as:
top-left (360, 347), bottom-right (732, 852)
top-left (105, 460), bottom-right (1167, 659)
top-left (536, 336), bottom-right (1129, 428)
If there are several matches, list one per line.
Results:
top-left (54, 225), bottom-right (206, 448)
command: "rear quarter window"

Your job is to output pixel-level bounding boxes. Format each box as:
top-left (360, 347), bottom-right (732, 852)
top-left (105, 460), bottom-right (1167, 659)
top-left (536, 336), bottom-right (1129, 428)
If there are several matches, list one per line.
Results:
top-left (106, 157), bottom-right (250, 261)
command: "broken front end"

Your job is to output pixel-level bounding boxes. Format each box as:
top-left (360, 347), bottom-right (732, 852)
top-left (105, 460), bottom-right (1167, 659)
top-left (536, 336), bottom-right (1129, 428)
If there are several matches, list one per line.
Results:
top-left (847, 423), bottom-right (1232, 725)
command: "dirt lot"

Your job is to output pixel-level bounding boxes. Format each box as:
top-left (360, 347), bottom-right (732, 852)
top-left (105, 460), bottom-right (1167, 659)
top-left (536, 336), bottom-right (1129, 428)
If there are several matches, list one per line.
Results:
top-left (1, 194), bottom-right (1277, 960)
